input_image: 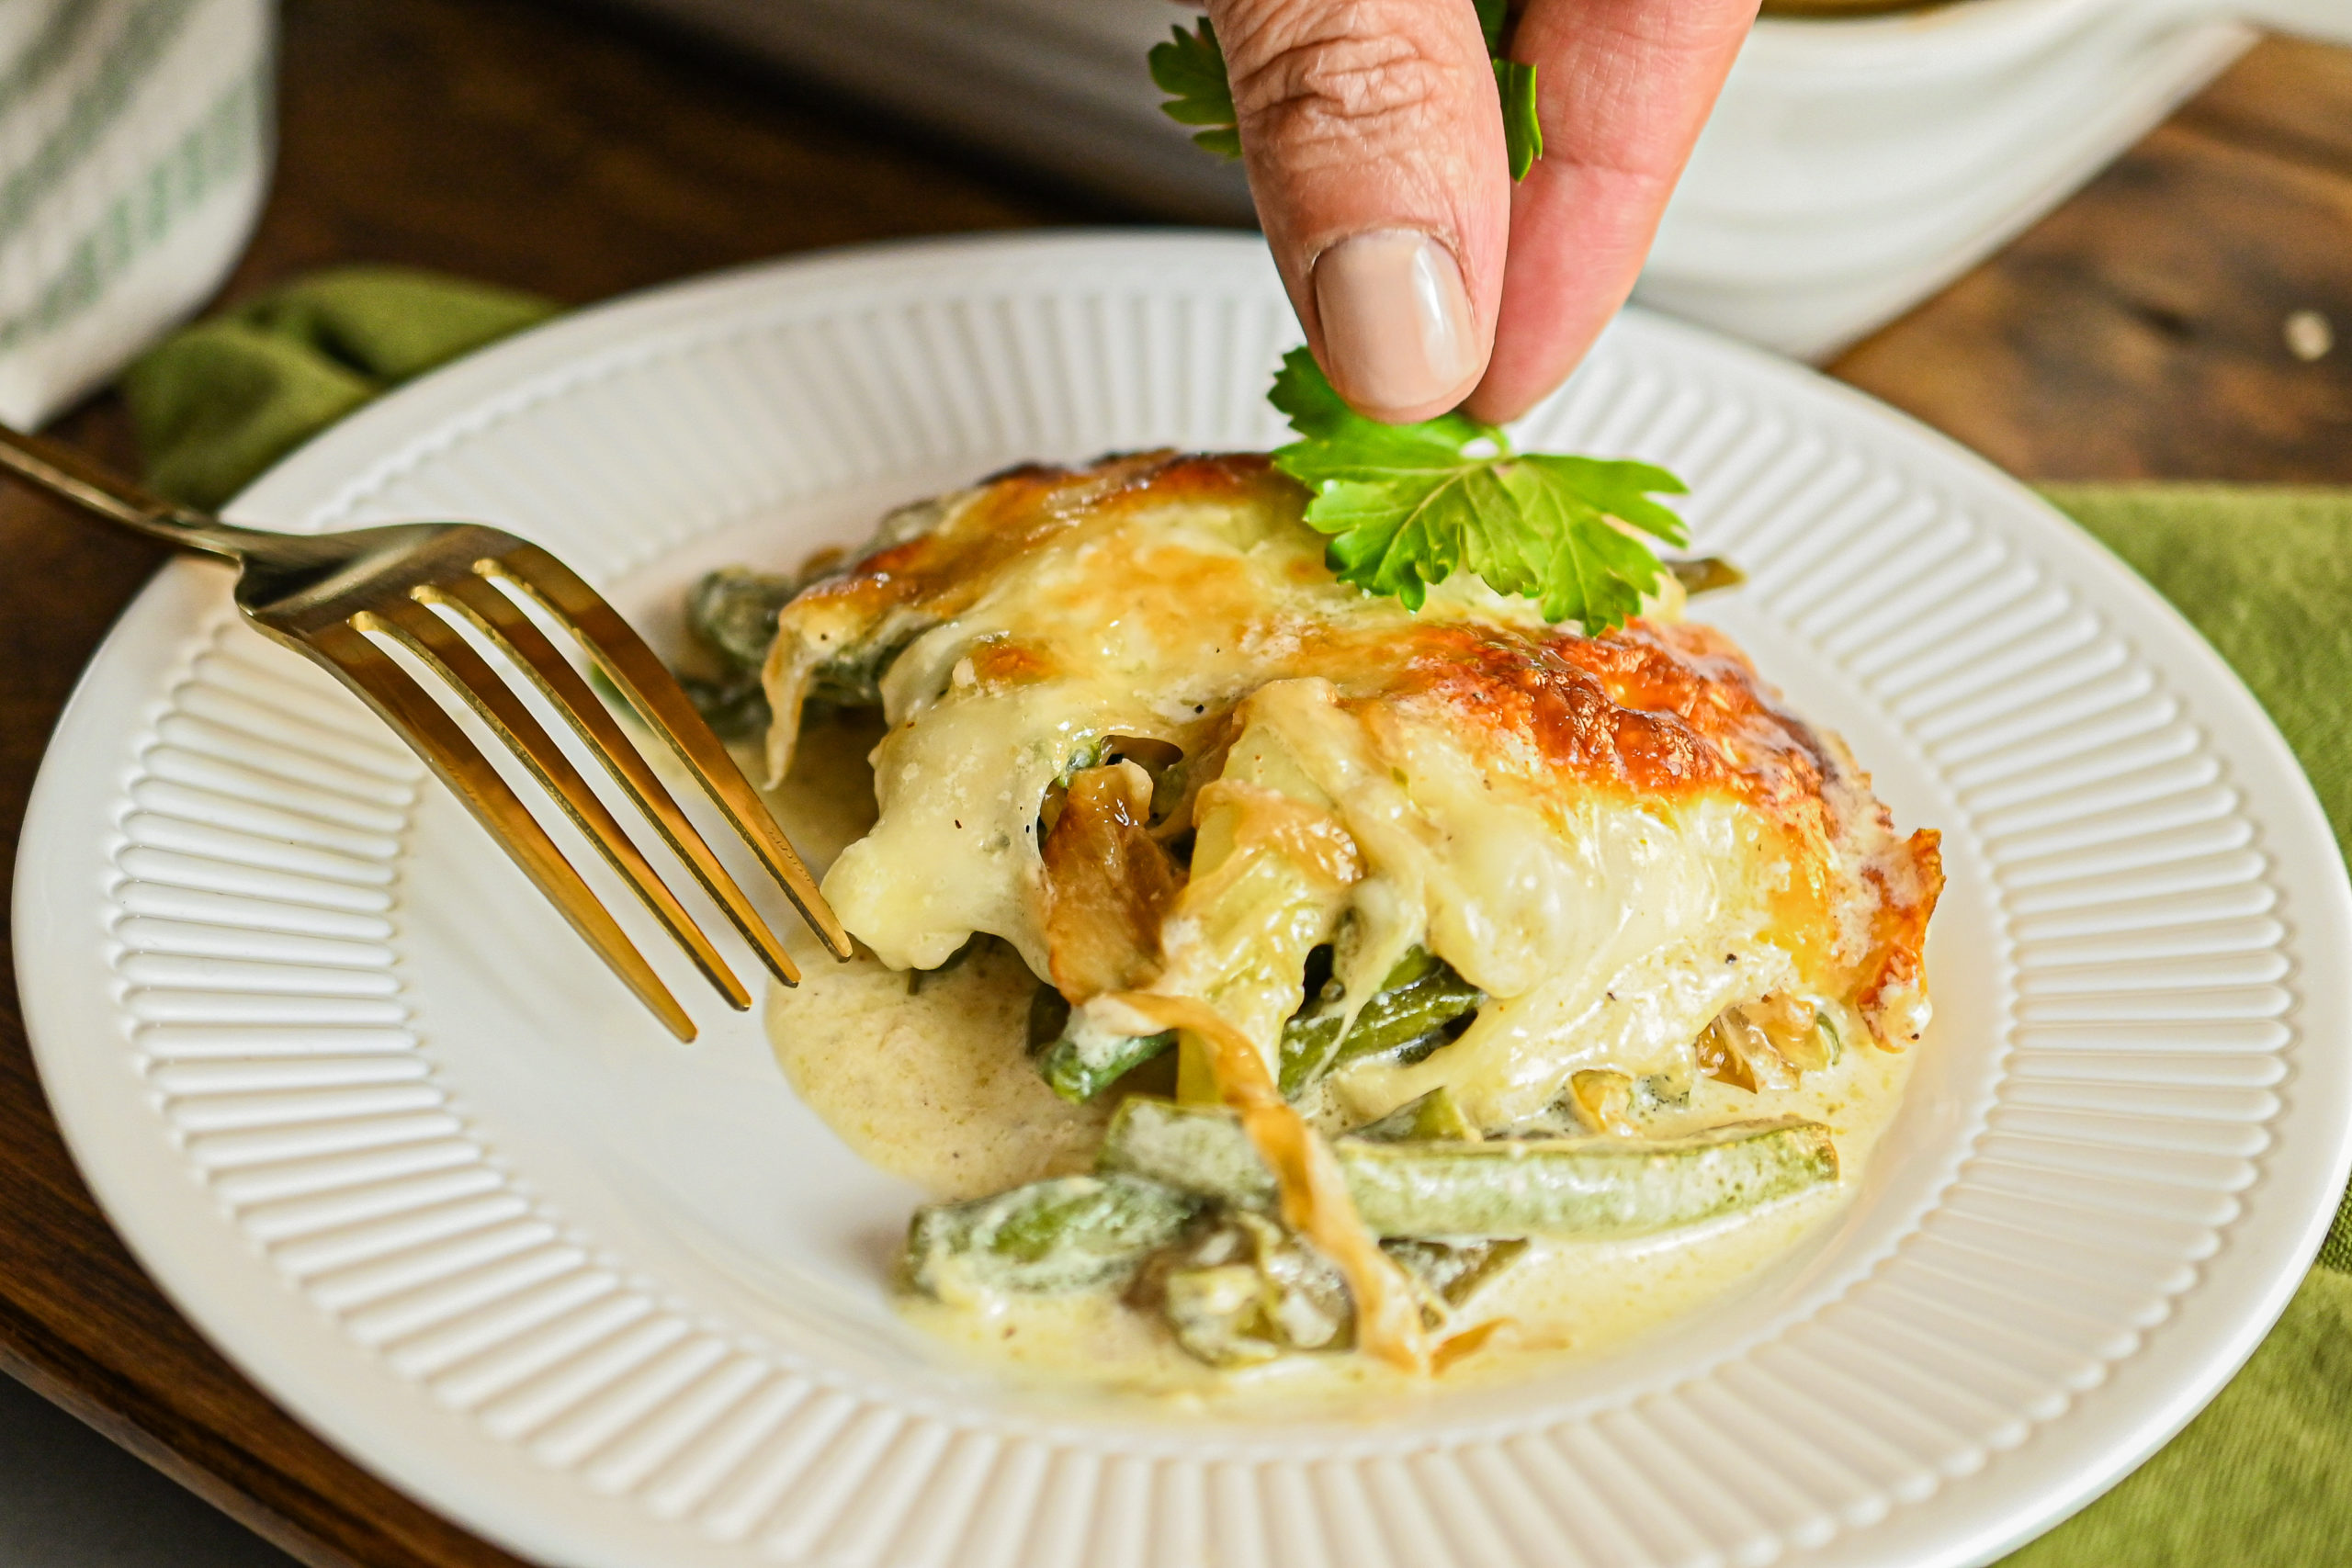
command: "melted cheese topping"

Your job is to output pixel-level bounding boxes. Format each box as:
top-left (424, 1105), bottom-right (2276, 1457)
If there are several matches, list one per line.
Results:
top-left (763, 724), bottom-right (1920, 1406)
top-left (764, 454), bottom-right (1941, 1132)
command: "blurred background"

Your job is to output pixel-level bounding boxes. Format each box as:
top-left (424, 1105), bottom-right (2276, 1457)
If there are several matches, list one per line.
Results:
top-left (1, 1), bottom-right (2349, 1564)
top-left (10, 0), bottom-right (2352, 449)
top-left (9, 0), bottom-right (2352, 455)
top-left (550, 0), bottom-right (2343, 358)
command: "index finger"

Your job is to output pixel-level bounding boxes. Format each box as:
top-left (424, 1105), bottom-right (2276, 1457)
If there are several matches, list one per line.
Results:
top-left (1464, 0), bottom-right (1758, 424)
top-left (1210, 0), bottom-right (1512, 423)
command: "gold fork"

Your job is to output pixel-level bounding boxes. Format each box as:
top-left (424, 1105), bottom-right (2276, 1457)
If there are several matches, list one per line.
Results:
top-left (0, 423), bottom-right (853, 1041)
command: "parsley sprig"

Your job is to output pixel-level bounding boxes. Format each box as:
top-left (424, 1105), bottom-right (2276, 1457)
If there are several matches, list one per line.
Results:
top-left (1269, 351), bottom-right (1690, 631)
top-left (1150, 2), bottom-right (1543, 181)
top-left (1146, 17), bottom-right (1242, 161)
top-left (1150, 10), bottom-right (1675, 629)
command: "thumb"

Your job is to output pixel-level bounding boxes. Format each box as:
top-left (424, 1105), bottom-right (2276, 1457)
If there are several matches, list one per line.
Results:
top-left (1208, 0), bottom-right (1510, 423)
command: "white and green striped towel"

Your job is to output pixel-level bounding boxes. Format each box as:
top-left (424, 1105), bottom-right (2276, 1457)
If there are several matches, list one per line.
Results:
top-left (0, 0), bottom-right (273, 428)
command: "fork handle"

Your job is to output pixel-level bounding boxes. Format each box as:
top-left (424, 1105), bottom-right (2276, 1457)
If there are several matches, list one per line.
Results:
top-left (0, 423), bottom-right (266, 559)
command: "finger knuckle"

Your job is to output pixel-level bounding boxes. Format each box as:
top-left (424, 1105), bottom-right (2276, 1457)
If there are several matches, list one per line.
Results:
top-left (1223, 1), bottom-right (1468, 151)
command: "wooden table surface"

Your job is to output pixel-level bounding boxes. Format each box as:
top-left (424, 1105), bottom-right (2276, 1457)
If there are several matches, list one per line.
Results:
top-left (2, 5), bottom-right (2348, 1565)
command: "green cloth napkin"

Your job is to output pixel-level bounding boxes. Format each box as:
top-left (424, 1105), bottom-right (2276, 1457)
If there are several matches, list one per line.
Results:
top-left (121, 265), bottom-right (557, 509)
top-left (1998, 487), bottom-right (2352, 1567)
top-left (117, 281), bottom-right (2352, 1563)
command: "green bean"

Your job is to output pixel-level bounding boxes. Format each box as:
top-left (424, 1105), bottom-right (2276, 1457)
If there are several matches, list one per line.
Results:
top-left (1036, 1026), bottom-right (1176, 1103)
top-left (1100, 1097), bottom-right (1278, 1204)
top-left (594, 659), bottom-right (771, 743)
top-left (1277, 948), bottom-right (1483, 1097)
top-left (687, 567), bottom-right (798, 671)
top-left (1100, 1098), bottom-right (1838, 1239)
top-left (1351, 1087), bottom-right (1477, 1143)
top-left (1142, 1210), bottom-right (1351, 1366)
top-left (1382, 1237), bottom-right (1526, 1307)
top-left (798, 622), bottom-right (928, 711)
top-left (695, 561), bottom-right (929, 713)
top-left (902, 1174), bottom-right (1201, 1299)
top-left (676, 671), bottom-right (770, 740)
top-left (1335, 1123), bottom-right (1838, 1239)
top-left (1145, 1216), bottom-right (1525, 1367)
top-left (666, 568), bottom-right (800, 739)
top-left (1033, 949), bottom-right (1479, 1106)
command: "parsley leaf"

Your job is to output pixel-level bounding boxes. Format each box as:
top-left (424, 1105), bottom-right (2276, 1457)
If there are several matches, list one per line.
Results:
top-left (1474, 0), bottom-right (1544, 182)
top-left (1494, 60), bottom-right (1542, 181)
top-left (1474, 0), bottom-right (1510, 53)
top-left (1150, 11), bottom-right (1541, 180)
top-left (1148, 19), bottom-right (1240, 161)
top-left (1268, 350), bottom-right (1689, 629)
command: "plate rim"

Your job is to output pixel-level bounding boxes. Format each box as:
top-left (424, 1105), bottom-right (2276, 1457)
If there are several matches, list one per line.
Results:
top-left (16, 229), bottom-right (2352, 1568)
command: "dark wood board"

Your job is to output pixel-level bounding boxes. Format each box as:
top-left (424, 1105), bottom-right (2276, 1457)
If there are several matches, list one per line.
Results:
top-left (1828, 36), bottom-right (2352, 481)
top-left (1, 6), bottom-right (2348, 1564)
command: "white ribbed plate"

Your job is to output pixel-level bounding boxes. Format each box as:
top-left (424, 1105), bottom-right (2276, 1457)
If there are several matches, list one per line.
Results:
top-left (17, 233), bottom-right (2352, 1568)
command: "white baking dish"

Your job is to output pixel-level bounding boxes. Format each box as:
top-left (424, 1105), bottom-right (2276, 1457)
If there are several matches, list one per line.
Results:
top-left (573, 0), bottom-right (2350, 358)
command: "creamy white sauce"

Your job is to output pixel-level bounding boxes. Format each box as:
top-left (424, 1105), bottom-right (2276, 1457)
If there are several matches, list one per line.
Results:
top-left (767, 934), bottom-right (1114, 1201)
top-left (892, 1038), bottom-right (1911, 1415)
top-left (763, 715), bottom-right (1111, 1200)
top-left (759, 721), bottom-right (1918, 1408)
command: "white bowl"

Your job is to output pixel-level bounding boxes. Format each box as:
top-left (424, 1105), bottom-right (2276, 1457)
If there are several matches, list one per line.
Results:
top-left (590, 0), bottom-right (2348, 360)
top-left (1640, 0), bottom-right (2298, 356)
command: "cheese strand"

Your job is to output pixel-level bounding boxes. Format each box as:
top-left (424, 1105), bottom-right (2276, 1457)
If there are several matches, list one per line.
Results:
top-left (1108, 991), bottom-right (1431, 1373)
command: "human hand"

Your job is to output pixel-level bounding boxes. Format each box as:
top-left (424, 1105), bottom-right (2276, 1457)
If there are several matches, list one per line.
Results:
top-left (1203, 0), bottom-right (1758, 423)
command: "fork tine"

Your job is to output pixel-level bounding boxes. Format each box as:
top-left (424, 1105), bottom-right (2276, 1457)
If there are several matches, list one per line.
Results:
top-left (360, 597), bottom-right (752, 1013)
top-left (429, 572), bottom-right (800, 987)
top-left (296, 621), bottom-right (700, 1042)
top-left (486, 544), bottom-right (854, 961)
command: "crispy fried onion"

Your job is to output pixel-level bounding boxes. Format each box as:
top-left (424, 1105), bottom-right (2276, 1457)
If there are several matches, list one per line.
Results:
top-left (1101, 775), bottom-right (1436, 1371)
top-left (1105, 990), bottom-right (1431, 1373)
top-left (1040, 761), bottom-right (1182, 1001)
top-left (1857, 828), bottom-right (1943, 1047)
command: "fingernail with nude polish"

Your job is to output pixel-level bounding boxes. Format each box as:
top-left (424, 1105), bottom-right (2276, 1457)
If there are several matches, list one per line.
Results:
top-left (1313, 231), bottom-right (1477, 417)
